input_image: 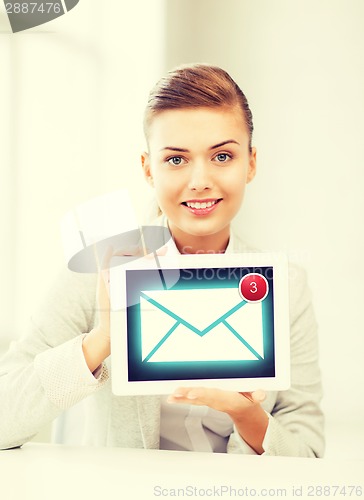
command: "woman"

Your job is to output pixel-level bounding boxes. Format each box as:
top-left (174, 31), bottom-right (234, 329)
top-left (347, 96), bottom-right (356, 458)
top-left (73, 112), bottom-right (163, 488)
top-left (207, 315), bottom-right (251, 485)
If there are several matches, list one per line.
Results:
top-left (0, 64), bottom-right (324, 456)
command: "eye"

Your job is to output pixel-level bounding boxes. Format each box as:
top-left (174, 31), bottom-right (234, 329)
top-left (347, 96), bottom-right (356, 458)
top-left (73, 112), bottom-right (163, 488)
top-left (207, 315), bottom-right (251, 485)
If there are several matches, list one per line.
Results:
top-left (167, 156), bottom-right (185, 166)
top-left (214, 153), bottom-right (232, 163)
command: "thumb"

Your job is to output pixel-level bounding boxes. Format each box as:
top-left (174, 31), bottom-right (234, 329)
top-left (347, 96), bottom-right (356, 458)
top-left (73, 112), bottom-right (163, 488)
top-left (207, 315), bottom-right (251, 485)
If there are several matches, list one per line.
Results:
top-left (251, 390), bottom-right (266, 403)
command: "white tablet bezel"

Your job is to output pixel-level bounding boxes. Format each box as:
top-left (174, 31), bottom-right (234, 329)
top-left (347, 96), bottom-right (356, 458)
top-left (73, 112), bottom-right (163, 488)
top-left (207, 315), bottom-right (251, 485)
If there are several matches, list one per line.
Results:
top-left (110, 252), bottom-right (290, 395)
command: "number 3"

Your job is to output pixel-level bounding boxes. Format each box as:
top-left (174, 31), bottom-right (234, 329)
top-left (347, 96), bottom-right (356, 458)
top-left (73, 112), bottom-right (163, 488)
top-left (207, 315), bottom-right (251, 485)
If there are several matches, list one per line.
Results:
top-left (250, 281), bottom-right (257, 293)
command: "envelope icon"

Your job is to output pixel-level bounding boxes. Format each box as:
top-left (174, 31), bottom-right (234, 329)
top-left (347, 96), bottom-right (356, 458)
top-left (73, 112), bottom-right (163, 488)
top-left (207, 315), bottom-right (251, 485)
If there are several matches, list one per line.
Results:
top-left (139, 288), bottom-right (264, 363)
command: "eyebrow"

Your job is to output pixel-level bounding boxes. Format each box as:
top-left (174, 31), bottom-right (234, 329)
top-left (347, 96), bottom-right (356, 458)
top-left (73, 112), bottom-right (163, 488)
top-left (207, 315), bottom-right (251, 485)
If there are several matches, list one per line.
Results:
top-left (160, 140), bottom-right (240, 153)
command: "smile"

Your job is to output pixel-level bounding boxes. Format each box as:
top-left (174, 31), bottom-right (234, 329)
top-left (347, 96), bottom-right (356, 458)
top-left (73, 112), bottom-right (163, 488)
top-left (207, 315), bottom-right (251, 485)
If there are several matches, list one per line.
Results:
top-left (182, 198), bottom-right (222, 215)
top-left (186, 199), bottom-right (218, 209)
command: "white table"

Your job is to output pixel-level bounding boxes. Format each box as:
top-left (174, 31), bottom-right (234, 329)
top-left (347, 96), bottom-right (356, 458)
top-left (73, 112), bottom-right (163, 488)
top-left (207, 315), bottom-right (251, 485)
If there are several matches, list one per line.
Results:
top-left (1, 443), bottom-right (363, 500)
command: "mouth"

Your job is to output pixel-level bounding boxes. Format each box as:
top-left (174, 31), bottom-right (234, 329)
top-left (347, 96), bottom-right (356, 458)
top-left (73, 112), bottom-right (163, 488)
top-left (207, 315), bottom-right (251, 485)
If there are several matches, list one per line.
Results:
top-left (181, 198), bottom-right (222, 215)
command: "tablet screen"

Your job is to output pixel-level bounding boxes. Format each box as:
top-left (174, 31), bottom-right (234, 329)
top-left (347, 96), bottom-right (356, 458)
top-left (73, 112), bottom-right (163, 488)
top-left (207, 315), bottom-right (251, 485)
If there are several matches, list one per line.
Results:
top-left (110, 253), bottom-right (290, 395)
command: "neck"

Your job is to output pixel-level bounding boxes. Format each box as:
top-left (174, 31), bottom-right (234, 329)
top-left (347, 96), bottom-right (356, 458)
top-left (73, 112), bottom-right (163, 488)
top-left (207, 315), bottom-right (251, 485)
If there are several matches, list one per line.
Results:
top-left (168, 224), bottom-right (230, 254)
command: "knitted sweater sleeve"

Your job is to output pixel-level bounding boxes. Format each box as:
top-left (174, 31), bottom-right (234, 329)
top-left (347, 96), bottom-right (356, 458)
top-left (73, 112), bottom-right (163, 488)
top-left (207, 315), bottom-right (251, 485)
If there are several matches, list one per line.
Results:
top-left (227, 264), bottom-right (325, 457)
top-left (0, 270), bottom-right (109, 450)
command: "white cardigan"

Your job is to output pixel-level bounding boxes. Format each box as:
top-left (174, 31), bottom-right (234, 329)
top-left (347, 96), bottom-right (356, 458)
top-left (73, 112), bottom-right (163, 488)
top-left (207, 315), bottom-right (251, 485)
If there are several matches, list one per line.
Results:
top-left (0, 227), bottom-right (325, 456)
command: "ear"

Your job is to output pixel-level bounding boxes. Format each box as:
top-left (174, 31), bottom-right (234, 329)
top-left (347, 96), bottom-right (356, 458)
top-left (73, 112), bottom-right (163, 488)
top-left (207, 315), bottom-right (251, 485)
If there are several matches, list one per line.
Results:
top-left (141, 152), bottom-right (154, 186)
top-left (247, 147), bottom-right (257, 183)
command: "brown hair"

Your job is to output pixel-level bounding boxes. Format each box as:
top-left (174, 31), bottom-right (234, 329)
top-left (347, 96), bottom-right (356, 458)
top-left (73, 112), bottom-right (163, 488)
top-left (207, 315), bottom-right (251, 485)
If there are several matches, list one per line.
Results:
top-left (143, 63), bottom-right (254, 151)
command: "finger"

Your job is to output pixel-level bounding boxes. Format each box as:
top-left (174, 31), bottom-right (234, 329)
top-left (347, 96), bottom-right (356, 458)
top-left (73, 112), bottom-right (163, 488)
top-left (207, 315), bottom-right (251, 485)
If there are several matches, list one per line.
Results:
top-left (97, 246), bottom-right (114, 312)
top-left (167, 387), bottom-right (200, 404)
top-left (167, 387), bottom-right (233, 408)
top-left (239, 390), bottom-right (266, 404)
top-left (144, 245), bottom-right (168, 260)
top-left (100, 245), bottom-right (114, 278)
top-left (251, 390), bottom-right (266, 403)
top-left (112, 243), bottom-right (168, 259)
top-left (167, 387), bottom-right (265, 414)
top-left (155, 245), bottom-right (168, 256)
top-left (113, 243), bottom-right (144, 257)
top-left (238, 392), bottom-right (255, 403)
top-left (97, 270), bottom-right (111, 312)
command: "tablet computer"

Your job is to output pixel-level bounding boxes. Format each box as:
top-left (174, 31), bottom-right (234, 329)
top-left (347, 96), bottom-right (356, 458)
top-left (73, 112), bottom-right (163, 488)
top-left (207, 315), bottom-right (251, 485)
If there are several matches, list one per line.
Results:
top-left (110, 252), bottom-right (290, 395)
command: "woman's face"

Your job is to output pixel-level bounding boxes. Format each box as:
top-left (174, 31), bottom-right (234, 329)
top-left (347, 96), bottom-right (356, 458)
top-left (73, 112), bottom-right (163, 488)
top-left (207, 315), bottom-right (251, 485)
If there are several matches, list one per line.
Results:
top-left (142, 106), bottom-right (256, 253)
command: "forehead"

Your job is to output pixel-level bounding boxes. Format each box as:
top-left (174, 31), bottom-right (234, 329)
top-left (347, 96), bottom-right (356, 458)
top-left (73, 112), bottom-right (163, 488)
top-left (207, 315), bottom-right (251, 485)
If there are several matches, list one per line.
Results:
top-left (147, 106), bottom-right (249, 149)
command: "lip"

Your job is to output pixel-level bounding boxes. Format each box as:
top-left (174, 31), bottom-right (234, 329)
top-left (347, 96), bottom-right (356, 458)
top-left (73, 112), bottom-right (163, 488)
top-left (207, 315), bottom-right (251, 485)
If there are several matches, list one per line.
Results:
top-left (181, 198), bottom-right (222, 216)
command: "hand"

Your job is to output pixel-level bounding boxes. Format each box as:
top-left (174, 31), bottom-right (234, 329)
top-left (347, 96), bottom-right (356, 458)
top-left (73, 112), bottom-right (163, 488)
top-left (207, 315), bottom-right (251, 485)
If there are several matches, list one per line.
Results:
top-left (167, 386), bottom-right (266, 417)
top-left (94, 242), bottom-right (161, 344)
top-left (82, 243), bottom-right (168, 374)
top-left (167, 386), bottom-right (268, 454)
top-left (81, 245), bottom-right (114, 373)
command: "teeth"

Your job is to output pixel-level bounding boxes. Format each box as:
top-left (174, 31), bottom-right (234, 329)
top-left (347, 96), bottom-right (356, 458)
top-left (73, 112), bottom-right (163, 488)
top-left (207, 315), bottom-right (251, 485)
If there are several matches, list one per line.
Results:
top-left (186, 200), bottom-right (217, 209)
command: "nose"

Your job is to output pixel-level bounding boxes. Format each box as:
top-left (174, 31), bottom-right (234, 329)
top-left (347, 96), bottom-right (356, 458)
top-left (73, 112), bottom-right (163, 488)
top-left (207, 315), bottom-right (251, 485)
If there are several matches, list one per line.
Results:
top-left (187, 161), bottom-right (213, 192)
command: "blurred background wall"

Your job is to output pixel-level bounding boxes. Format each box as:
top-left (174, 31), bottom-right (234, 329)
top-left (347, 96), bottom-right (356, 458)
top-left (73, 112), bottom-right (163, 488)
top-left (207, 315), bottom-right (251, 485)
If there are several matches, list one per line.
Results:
top-left (0, 0), bottom-right (164, 338)
top-left (1, 0), bottom-right (363, 456)
top-left (162, 0), bottom-right (364, 456)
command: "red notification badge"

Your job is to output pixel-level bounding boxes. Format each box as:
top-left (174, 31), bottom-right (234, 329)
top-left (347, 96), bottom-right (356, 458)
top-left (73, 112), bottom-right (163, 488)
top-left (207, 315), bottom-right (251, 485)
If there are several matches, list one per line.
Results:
top-left (239, 273), bottom-right (269, 303)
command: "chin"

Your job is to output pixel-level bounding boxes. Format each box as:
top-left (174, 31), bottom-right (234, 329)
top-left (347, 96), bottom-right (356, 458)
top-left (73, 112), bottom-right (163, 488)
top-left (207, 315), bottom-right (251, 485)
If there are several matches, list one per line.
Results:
top-left (186, 223), bottom-right (230, 238)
